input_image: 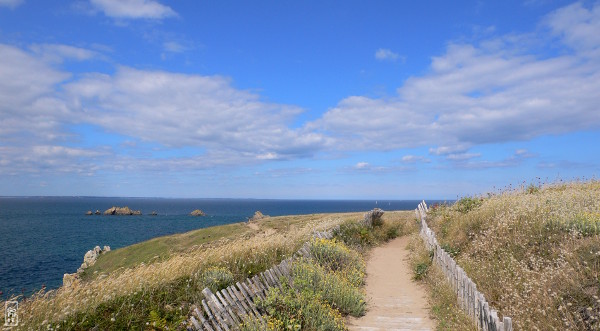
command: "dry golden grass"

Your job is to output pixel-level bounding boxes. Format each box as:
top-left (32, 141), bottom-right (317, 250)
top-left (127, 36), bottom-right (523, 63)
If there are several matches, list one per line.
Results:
top-left (428, 180), bottom-right (600, 330)
top-left (1, 213), bottom-right (355, 329)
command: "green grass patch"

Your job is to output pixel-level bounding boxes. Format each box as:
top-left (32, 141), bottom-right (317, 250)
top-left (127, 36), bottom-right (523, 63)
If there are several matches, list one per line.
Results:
top-left (82, 222), bottom-right (250, 280)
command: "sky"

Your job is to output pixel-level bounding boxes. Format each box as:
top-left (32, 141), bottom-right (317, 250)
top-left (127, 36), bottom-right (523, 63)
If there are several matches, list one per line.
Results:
top-left (1, 0), bottom-right (599, 199)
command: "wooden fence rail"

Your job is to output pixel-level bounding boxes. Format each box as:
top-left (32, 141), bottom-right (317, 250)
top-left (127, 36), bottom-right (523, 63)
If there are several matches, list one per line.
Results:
top-left (416, 201), bottom-right (513, 331)
top-left (187, 209), bottom-right (383, 330)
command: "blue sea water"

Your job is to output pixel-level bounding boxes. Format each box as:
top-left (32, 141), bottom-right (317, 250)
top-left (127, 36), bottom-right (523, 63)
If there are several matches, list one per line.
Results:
top-left (0, 197), bottom-right (427, 299)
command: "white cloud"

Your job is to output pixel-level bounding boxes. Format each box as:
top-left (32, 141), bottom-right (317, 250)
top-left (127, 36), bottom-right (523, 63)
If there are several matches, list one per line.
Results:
top-left (446, 153), bottom-right (481, 161)
top-left (375, 48), bottom-right (400, 61)
top-left (354, 162), bottom-right (370, 169)
top-left (314, 3), bottom-right (600, 156)
top-left (546, 2), bottom-right (600, 53)
top-left (253, 167), bottom-right (317, 178)
top-left (446, 150), bottom-right (534, 169)
top-left (429, 145), bottom-right (470, 156)
top-left (89, 0), bottom-right (176, 19)
top-left (348, 161), bottom-right (410, 174)
top-left (0, 145), bottom-right (106, 175)
top-left (65, 67), bottom-right (326, 161)
top-left (401, 155), bottom-right (431, 163)
top-left (0, 0), bottom-right (23, 8)
top-left (0, 44), bottom-right (72, 144)
top-left (0, 43), bottom-right (326, 176)
top-left (29, 44), bottom-right (100, 63)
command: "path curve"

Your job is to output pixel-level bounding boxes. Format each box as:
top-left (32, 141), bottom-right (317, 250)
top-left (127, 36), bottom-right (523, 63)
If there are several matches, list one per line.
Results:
top-left (347, 236), bottom-right (435, 331)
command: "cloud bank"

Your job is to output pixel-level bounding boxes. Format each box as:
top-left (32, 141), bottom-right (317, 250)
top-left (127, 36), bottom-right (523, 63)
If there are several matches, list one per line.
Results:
top-left (314, 2), bottom-right (600, 156)
top-left (1, 2), bottom-right (599, 182)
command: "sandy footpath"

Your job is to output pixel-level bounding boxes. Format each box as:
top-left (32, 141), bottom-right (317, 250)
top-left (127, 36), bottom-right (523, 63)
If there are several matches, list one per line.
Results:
top-left (347, 236), bottom-right (435, 331)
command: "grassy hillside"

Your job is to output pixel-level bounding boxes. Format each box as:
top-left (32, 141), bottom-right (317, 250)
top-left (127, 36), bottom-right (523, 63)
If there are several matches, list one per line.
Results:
top-left (426, 181), bottom-right (600, 330)
top-left (82, 213), bottom-right (330, 279)
top-left (2, 210), bottom-right (414, 330)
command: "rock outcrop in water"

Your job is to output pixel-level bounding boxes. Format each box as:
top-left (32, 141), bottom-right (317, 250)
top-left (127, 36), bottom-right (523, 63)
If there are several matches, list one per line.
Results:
top-left (249, 210), bottom-right (269, 222)
top-left (190, 209), bottom-right (206, 216)
top-left (103, 206), bottom-right (141, 215)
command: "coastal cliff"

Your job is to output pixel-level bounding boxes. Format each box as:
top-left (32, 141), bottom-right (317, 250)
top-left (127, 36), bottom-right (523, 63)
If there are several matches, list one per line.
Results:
top-left (63, 245), bottom-right (110, 287)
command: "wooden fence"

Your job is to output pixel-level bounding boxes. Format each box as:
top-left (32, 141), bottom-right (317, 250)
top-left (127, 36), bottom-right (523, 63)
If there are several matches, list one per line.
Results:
top-left (416, 201), bottom-right (513, 331)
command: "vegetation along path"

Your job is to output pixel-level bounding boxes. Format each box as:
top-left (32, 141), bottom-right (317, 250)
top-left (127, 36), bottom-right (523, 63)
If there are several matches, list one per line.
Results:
top-left (347, 235), bottom-right (435, 331)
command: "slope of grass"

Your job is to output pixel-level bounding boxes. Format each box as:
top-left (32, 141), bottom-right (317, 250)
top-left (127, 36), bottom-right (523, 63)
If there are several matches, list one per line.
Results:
top-left (426, 180), bottom-right (600, 330)
top-left (82, 222), bottom-right (250, 279)
top-left (83, 213), bottom-right (363, 280)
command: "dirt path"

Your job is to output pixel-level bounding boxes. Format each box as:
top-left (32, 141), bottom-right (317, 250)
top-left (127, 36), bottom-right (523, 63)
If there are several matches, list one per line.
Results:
top-left (347, 236), bottom-right (435, 331)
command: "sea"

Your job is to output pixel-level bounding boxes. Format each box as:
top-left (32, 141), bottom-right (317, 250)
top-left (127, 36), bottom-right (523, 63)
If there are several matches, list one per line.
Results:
top-left (0, 197), bottom-right (429, 299)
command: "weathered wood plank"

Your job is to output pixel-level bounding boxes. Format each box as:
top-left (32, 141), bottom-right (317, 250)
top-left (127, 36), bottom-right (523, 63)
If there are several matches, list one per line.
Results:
top-left (261, 271), bottom-right (272, 287)
top-left (235, 283), bottom-right (263, 321)
top-left (266, 269), bottom-right (278, 287)
top-left (195, 307), bottom-right (215, 331)
top-left (226, 286), bottom-right (249, 318)
top-left (203, 288), bottom-right (234, 330)
top-left (190, 316), bottom-right (202, 330)
top-left (503, 316), bottom-right (513, 331)
top-left (202, 299), bottom-right (223, 331)
top-left (216, 290), bottom-right (241, 328)
top-left (251, 275), bottom-right (266, 296)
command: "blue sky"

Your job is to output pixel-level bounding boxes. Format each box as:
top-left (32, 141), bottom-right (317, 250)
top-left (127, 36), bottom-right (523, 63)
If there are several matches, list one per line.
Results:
top-left (1, 0), bottom-right (599, 199)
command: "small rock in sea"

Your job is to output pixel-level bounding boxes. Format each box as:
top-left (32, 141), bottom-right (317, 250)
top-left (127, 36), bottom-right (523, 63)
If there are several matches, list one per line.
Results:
top-left (190, 209), bottom-right (206, 216)
top-left (95, 210), bottom-right (101, 215)
top-left (149, 211), bottom-right (158, 216)
top-left (249, 210), bottom-right (269, 222)
top-left (85, 211), bottom-right (93, 215)
top-left (103, 206), bottom-right (142, 215)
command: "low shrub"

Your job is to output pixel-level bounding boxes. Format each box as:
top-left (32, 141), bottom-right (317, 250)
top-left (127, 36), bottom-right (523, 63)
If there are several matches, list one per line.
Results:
top-left (408, 238), bottom-right (432, 281)
top-left (308, 238), bottom-right (365, 286)
top-left (197, 266), bottom-right (234, 293)
top-left (333, 222), bottom-right (376, 250)
top-left (242, 283), bottom-right (345, 331)
top-left (333, 212), bottom-right (409, 251)
top-left (241, 238), bottom-right (367, 330)
top-left (440, 243), bottom-right (461, 258)
top-left (454, 196), bottom-right (482, 214)
top-left (293, 260), bottom-right (365, 316)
